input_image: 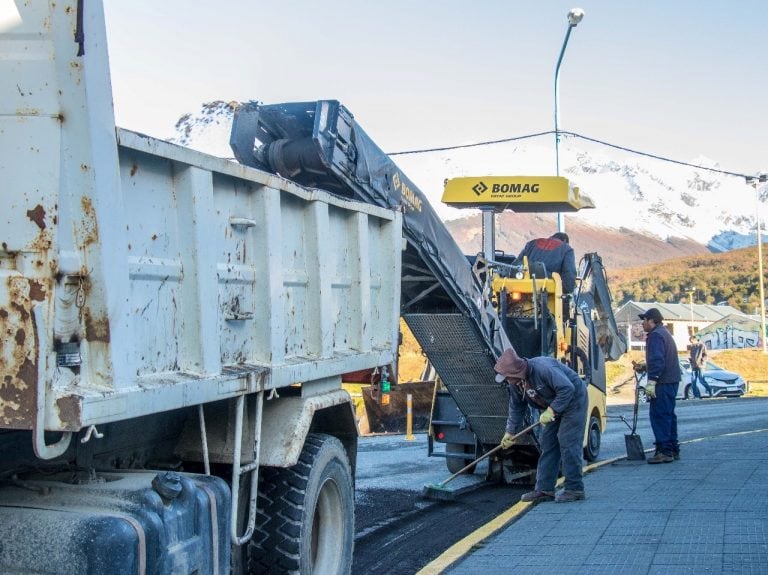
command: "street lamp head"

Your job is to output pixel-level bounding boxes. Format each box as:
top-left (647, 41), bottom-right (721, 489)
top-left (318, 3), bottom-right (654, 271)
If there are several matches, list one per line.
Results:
top-left (567, 8), bottom-right (585, 26)
top-left (746, 173), bottom-right (768, 187)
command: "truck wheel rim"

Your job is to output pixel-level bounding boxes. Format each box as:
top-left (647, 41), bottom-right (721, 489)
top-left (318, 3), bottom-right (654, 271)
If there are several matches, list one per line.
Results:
top-left (312, 477), bottom-right (343, 572)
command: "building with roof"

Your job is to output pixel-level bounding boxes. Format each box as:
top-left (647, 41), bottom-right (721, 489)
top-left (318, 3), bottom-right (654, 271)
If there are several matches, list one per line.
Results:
top-left (613, 301), bottom-right (748, 351)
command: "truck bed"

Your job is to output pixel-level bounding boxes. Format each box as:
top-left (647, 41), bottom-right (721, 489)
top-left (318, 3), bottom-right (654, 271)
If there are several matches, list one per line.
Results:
top-left (2, 123), bottom-right (401, 433)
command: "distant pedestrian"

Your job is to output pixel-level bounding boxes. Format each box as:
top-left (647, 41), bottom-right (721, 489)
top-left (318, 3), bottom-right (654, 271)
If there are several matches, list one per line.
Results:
top-left (688, 335), bottom-right (712, 398)
top-left (639, 308), bottom-right (681, 463)
top-left (495, 347), bottom-right (588, 503)
top-left (515, 232), bottom-right (577, 293)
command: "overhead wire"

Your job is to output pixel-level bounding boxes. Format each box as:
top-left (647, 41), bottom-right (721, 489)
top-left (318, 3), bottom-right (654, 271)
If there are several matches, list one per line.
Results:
top-left (387, 131), bottom-right (554, 156)
top-left (388, 130), bottom-right (754, 181)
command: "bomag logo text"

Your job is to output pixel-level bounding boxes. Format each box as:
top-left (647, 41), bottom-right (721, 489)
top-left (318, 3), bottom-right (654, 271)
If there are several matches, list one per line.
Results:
top-left (492, 183), bottom-right (540, 193)
top-left (393, 172), bottom-right (423, 212)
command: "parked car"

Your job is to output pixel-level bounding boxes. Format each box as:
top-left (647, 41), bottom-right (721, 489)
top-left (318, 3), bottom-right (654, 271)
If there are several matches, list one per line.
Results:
top-left (636, 358), bottom-right (747, 403)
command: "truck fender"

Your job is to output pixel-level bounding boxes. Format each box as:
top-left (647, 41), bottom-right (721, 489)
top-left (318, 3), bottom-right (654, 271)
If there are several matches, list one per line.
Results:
top-left (259, 388), bottom-right (357, 468)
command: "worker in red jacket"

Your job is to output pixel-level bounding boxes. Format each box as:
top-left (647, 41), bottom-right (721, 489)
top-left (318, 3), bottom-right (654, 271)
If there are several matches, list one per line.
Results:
top-left (516, 232), bottom-right (577, 293)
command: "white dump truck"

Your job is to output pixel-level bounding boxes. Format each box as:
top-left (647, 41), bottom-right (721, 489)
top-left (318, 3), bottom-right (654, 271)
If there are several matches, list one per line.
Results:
top-left (0, 2), bottom-right (402, 573)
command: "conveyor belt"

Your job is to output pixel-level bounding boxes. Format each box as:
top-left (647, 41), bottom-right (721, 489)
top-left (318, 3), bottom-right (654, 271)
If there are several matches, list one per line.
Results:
top-left (403, 313), bottom-right (507, 444)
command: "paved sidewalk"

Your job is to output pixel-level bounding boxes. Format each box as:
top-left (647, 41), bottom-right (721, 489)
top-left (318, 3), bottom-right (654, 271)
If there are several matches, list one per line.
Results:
top-left (444, 429), bottom-right (768, 575)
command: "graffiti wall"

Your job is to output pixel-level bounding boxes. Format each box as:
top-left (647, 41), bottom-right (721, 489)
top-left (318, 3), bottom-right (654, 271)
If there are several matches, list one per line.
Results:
top-left (699, 325), bottom-right (761, 350)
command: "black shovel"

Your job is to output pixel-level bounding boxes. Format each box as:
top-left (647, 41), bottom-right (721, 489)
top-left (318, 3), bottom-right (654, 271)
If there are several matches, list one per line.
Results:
top-left (624, 373), bottom-right (645, 460)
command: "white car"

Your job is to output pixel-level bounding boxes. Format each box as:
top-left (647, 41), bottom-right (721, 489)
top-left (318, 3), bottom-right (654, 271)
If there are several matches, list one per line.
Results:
top-left (636, 358), bottom-right (747, 403)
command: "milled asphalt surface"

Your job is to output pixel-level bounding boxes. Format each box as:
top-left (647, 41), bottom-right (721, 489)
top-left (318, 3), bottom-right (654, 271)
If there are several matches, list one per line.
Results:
top-left (429, 428), bottom-right (768, 575)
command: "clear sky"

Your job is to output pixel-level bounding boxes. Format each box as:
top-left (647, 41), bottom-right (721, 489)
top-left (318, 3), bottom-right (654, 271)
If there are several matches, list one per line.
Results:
top-left (103, 1), bottom-right (767, 176)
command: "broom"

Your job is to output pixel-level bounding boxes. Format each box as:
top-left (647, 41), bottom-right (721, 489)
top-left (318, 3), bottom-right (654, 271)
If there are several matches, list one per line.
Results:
top-left (422, 421), bottom-right (541, 501)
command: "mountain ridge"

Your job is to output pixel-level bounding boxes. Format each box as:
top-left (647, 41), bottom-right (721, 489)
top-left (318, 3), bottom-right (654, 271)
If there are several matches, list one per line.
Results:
top-left (443, 211), bottom-right (710, 271)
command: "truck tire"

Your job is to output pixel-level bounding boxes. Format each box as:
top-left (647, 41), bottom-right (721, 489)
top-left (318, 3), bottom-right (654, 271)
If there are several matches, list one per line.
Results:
top-left (445, 443), bottom-right (475, 475)
top-left (583, 415), bottom-right (601, 462)
top-left (247, 433), bottom-right (354, 574)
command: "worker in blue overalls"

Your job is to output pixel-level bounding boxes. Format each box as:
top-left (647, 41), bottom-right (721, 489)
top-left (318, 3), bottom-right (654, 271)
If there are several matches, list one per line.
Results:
top-left (639, 307), bottom-right (681, 463)
top-left (495, 347), bottom-right (588, 503)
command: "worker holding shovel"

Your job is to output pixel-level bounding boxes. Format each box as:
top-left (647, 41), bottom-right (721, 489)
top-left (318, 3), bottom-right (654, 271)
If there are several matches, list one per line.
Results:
top-left (494, 347), bottom-right (588, 503)
top-left (639, 307), bottom-right (681, 463)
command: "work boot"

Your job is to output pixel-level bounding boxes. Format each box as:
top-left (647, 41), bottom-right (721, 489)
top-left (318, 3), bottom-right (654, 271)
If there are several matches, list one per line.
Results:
top-left (555, 489), bottom-right (585, 503)
top-left (520, 490), bottom-right (554, 503)
top-left (647, 452), bottom-right (674, 464)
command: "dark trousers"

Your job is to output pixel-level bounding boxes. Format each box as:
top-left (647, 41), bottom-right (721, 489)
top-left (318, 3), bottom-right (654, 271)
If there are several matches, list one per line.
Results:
top-left (690, 368), bottom-right (712, 398)
top-left (535, 391), bottom-right (588, 492)
top-left (649, 382), bottom-right (679, 455)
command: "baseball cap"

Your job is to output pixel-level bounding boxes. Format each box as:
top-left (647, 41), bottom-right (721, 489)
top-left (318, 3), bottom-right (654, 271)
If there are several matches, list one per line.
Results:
top-left (638, 307), bottom-right (663, 323)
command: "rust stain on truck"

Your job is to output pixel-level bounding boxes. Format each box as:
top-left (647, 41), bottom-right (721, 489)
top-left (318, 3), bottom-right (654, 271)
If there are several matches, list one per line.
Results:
top-left (55, 396), bottom-right (83, 431)
top-left (75, 276), bottom-right (111, 344)
top-left (0, 276), bottom-right (44, 429)
top-left (83, 307), bottom-right (111, 343)
top-left (79, 197), bottom-right (99, 247)
top-left (26, 205), bottom-right (46, 230)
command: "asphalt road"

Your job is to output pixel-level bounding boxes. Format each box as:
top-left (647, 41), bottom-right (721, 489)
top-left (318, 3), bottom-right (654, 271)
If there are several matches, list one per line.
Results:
top-left (353, 396), bottom-right (768, 574)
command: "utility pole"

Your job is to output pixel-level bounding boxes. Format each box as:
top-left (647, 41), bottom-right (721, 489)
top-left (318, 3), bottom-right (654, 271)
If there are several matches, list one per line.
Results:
top-left (747, 174), bottom-right (768, 354)
top-left (687, 287), bottom-right (695, 336)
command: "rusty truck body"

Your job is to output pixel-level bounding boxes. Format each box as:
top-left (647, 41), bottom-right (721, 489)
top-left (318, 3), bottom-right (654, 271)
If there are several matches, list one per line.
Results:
top-left (0, 2), bottom-right (401, 573)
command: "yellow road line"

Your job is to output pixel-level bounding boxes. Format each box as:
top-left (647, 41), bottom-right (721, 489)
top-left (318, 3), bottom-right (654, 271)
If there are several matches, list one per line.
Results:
top-left (415, 456), bottom-right (622, 575)
top-left (414, 500), bottom-right (531, 575)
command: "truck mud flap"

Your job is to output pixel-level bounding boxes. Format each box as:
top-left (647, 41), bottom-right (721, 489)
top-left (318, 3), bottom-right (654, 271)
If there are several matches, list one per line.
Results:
top-left (404, 313), bottom-right (508, 446)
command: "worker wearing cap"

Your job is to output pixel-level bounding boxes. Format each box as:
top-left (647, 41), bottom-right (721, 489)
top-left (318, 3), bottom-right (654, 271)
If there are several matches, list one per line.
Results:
top-left (639, 307), bottom-right (681, 463)
top-left (494, 347), bottom-right (588, 503)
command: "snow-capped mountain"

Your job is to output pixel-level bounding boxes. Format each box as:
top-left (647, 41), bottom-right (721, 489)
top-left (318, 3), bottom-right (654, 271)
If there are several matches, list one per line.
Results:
top-left (170, 101), bottom-right (764, 255)
top-left (393, 138), bottom-right (762, 253)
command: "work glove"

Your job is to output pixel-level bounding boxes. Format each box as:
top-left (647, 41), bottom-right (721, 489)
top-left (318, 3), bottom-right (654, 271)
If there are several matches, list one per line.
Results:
top-left (500, 432), bottom-right (516, 450)
top-left (645, 380), bottom-right (657, 399)
top-left (539, 407), bottom-right (556, 425)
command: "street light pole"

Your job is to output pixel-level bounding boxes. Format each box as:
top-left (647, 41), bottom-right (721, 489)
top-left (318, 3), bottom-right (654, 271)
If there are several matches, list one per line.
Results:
top-left (748, 174), bottom-right (768, 353)
top-left (687, 288), bottom-right (695, 334)
top-left (554, 7), bottom-right (585, 233)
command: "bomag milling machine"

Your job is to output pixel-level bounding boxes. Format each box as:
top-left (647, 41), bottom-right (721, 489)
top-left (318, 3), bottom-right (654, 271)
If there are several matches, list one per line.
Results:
top-left (225, 100), bottom-right (625, 484)
top-left (428, 176), bottom-right (627, 480)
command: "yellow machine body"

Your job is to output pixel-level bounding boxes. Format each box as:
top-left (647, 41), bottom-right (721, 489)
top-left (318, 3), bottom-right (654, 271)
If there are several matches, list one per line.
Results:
top-left (490, 257), bottom-right (607, 455)
top-left (442, 176), bottom-right (594, 212)
top-left (427, 175), bottom-right (619, 472)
